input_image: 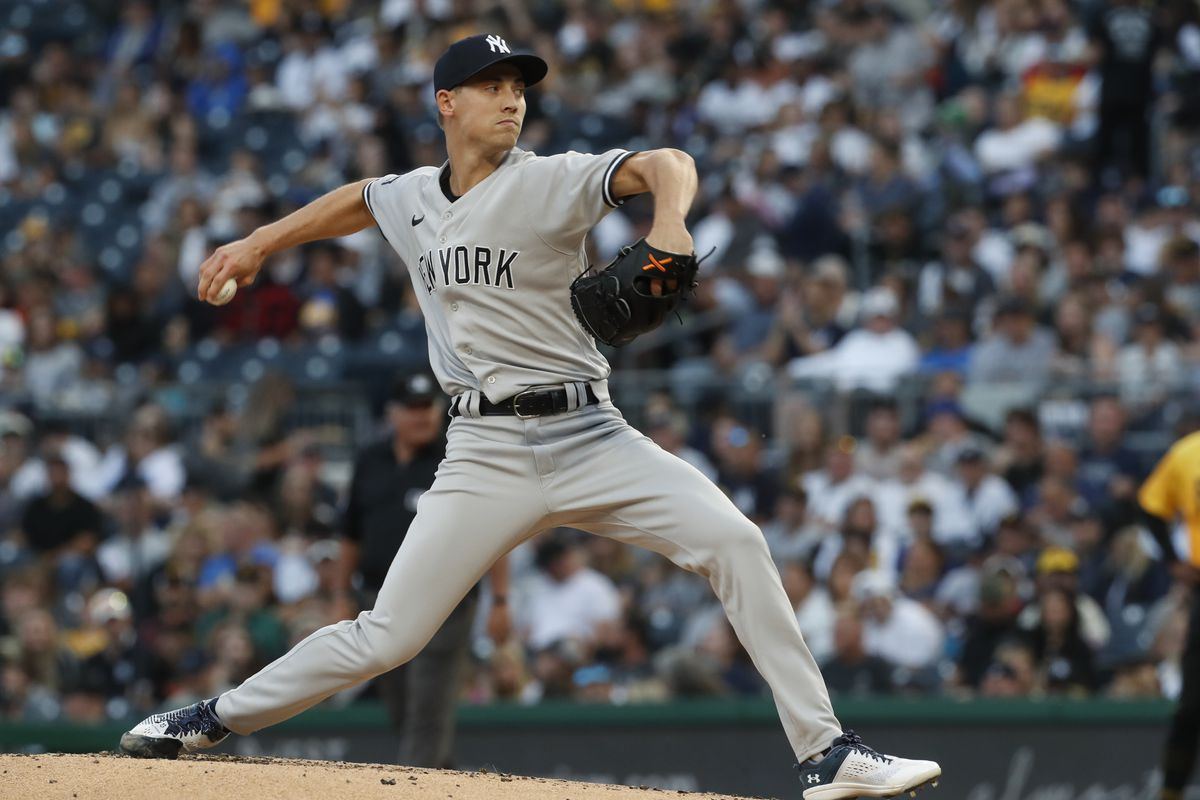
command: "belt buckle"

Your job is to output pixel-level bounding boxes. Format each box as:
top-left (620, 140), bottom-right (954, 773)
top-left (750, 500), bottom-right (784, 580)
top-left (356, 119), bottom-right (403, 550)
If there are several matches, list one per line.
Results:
top-left (512, 389), bottom-right (543, 419)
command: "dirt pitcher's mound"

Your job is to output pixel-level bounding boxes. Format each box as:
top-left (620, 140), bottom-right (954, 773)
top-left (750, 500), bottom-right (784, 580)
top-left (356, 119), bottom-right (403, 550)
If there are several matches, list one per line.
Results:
top-left (0, 753), bottom-right (760, 800)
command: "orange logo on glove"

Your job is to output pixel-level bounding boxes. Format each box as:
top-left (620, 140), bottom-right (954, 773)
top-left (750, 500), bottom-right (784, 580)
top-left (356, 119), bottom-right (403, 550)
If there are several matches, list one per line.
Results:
top-left (641, 254), bottom-right (673, 272)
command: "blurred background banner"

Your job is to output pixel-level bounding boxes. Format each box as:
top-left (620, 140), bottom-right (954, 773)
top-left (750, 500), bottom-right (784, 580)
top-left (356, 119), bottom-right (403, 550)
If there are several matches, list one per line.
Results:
top-left (3, 0), bottom-right (1200, 793)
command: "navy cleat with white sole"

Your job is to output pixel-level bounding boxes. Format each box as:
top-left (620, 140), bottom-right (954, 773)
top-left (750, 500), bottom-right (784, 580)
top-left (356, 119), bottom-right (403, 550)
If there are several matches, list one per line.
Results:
top-left (798, 730), bottom-right (941, 799)
top-left (119, 698), bottom-right (230, 759)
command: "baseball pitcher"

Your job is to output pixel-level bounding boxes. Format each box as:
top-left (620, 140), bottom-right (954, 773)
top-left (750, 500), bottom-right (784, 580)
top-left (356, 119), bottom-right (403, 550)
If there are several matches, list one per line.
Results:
top-left (120, 34), bottom-right (941, 799)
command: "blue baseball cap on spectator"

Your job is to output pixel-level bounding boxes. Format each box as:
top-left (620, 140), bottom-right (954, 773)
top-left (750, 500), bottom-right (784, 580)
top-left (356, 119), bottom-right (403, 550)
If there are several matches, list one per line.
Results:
top-left (573, 664), bottom-right (613, 688)
top-left (1157, 185), bottom-right (1190, 209)
top-left (925, 399), bottom-right (964, 421)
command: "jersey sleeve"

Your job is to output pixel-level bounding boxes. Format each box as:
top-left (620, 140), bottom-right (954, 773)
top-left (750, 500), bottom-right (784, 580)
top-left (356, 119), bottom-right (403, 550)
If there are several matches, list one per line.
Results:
top-left (525, 149), bottom-right (638, 253)
top-left (361, 173), bottom-right (405, 248)
top-left (1139, 445), bottom-right (1180, 521)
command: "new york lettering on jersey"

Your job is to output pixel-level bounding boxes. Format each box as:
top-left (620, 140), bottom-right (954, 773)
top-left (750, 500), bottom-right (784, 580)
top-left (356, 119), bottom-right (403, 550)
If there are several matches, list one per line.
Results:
top-left (415, 246), bottom-right (520, 295)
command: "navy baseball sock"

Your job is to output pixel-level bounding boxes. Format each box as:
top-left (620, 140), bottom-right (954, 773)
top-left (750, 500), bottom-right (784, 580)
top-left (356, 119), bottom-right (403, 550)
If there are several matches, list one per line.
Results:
top-left (802, 745), bottom-right (833, 766)
top-left (209, 697), bottom-right (226, 727)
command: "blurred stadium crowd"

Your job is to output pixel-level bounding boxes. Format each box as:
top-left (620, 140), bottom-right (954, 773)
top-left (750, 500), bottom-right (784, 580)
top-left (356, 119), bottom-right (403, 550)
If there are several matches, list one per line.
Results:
top-left (2, 0), bottom-right (1200, 724)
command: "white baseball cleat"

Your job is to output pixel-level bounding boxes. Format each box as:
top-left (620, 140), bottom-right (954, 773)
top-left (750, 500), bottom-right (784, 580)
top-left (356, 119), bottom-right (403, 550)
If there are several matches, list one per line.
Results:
top-left (119, 698), bottom-right (231, 759)
top-left (797, 730), bottom-right (941, 799)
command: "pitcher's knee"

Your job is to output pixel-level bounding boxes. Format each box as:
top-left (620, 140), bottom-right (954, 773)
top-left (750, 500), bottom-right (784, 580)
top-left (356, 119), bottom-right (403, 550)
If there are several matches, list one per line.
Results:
top-left (358, 610), bottom-right (427, 674)
top-left (710, 518), bottom-right (772, 568)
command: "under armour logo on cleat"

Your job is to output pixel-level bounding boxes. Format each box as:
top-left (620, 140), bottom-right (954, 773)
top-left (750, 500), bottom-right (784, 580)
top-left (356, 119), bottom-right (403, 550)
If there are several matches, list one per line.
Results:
top-left (485, 35), bottom-right (510, 54)
top-left (412, 214), bottom-right (425, 227)
top-left (806, 774), bottom-right (821, 784)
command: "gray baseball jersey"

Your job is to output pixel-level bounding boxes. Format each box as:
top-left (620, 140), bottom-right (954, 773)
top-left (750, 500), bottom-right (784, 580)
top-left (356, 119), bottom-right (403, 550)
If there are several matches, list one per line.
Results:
top-left (360, 147), bottom-right (636, 403)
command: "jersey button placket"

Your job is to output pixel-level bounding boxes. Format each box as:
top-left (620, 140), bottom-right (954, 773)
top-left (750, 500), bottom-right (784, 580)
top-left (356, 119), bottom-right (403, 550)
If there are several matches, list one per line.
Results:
top-left (450, 302), bottom-right (459, 312)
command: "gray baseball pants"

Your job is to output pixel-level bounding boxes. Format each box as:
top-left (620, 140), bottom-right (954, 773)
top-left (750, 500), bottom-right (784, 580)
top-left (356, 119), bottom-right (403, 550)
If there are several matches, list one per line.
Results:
top-left (216, 380), bottom-right (843, 761)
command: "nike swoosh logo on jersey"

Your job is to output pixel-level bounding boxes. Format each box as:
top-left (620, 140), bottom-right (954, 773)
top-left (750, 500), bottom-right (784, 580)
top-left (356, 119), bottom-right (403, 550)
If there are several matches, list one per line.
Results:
top-left (412, 214), bottom-right (425, 227)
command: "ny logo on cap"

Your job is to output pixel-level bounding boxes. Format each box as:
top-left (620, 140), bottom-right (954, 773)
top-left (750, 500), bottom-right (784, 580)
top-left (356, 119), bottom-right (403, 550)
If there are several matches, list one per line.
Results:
top-left (485, 35), bottom-right (510, 54)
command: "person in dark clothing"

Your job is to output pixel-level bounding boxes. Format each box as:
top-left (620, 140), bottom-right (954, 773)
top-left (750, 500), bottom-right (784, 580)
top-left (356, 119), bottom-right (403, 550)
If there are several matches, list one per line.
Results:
top-left (822, 610), bottom-right (894, 695)
top-left (1088, 0), bottom-right (1163, 180)
top-left (20, 453), bottom-right (104, 592)
top-left (1030, 586), bottom-right (1097, 694)
top-left (761, 255), bottom-right (851, 365)
top-left (70, 587), bottom-right (141, 722)
top-left (957, 560), bottom-right (1025, 688)
top-left (340, 372), bottom-right (510, 768)
top-left (183, 400), bottom-right (254, 502)
top-left (298, 242), bottom-right (366, 341)
top-left (780, 153), bottom-right (850, 262)
top-left (1077, 396), bottom-right (1143, 515)
top-left (1164, 0), bottom-right (1200, 130)
top-left (711, 419), bottom-right (779, 524)
top-left (919, 216), bottom-right (997, 322)
top-left (998, 408), bottom-right (1045, 505)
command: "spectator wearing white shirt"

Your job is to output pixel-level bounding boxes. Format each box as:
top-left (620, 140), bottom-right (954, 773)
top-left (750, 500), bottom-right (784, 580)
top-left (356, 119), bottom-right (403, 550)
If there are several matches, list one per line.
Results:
top-left (854, 399), bottom-right (904, 481)
top-left (762, 487), bottom-right (823, 565)
top-left (959, 206), bottom-right (1016, 286)
top-left (22, 308), bottom-right (83, 410)
top-left (691, 189), bottom-right (769, 273)
top-left (274, 19), bottom-right (349, 113)
top-left (96, 404), bottom-right (186, 505)
top-left (696, 63), bottom-right (780, 135)
top-left (974, 92), bottom-right (1061, 175)
top-left (821, 98), bottom-right (875, 176)
top-left (802, 440), bottom-right (877, 532)
top-left (780, 559), bottom-right (835, 664)
top-left (522, 537), bottom-right (621, 651)
top-left (789, 287), bottom-right (920, 392)
top-left (853, 570), bottom-right (946, 671)
top-left (9, 419), bottom-right (105, 502)
top-left (1123, 186), bottom-right (1200, 276)
top-left (1116, 303), bottom-right (1185, 408)
top-left (953, 446), bottom-right (1020, 545)
top-left (875, 443), bottom-right (971, 544)
top-left (814, 497), bottom-right (902, 583)
top-left (96, 475), bottom-right (175, 587)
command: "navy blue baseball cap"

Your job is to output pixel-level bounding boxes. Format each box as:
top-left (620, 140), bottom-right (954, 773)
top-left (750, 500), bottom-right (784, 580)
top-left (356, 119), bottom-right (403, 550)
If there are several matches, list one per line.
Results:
top-left (390, 372), bottom-right (438, 405)
top-left (433, 34), bottom-right (547, 93)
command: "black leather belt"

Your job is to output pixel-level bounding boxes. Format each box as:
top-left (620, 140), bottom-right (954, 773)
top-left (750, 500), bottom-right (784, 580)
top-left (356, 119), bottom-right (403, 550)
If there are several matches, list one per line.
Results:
top-left (451, 385), bottom-right (599, 418)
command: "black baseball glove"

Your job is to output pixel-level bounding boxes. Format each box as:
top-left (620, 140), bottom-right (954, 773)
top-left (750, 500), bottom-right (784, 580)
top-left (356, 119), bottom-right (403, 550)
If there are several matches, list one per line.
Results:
top-left (570, 238), bottom-right (699, 347)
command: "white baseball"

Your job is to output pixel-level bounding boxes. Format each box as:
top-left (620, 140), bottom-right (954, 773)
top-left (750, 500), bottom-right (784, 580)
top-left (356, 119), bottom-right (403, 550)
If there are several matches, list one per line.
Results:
top-left (211, 278), bottom-right (238, 306)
